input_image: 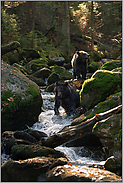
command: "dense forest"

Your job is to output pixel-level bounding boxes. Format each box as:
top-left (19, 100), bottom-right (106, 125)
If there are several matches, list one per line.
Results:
top-left (1, 1), bottom-right (122, 182)
top-left (1, 1), bottom-right (122, 63)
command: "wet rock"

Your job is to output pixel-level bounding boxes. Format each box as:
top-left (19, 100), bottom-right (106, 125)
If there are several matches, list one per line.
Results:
top-left (24, 129), bottom-right (48, 141)
top-left (11, 144), bottom-right (65, 160)
top-left (46, 164), bottom-right (122, 182)
top-left (14, 131), bottom-right (37, 143)
top-left (1, 61), bottom-right (43, 132)
top-left (80, 70), bottom-right (121, 111)
top-left (104, 156), bottom-right (122, 176)
top-left (101, 60), bottom-right (122, 71)
top-left (32, 67), bottom-right (51, 79)
top-left (1, 157), bottom-right (55, 182)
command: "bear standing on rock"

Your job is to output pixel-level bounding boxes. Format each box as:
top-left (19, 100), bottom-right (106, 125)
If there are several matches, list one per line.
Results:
top-left (54, 81), bottom-right (81, 115)
top-left (71, 51), bottom-right (90, 80)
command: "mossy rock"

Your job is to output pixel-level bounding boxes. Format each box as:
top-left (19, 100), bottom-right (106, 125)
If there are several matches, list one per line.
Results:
top-left (1, 61), bottom-right (43, 132)
top-left (3, 51), bottom-right (19, 65)
top-left (19, 48), bottom-right (40, 61)
top-left (92, 113), bottom-right (122, 156)
top-left (2, 138), bottom-right (31, 155)
top-left (88, 61), bottom-right (100, 73)
top-left (71, 91), bottom-right (121, 126)
top-left (48, 57), bottom-right (65, 66)
top-left (13, 63), bottom-right (29, 75)
top-left (32, 67), bottom-right (52, 79)
top-left (11, 144), bottom-right (65, 160)
top-left (24, 58), bottom-right (49, 74)
top-left (47, 72), bottom-right (61, 85)
top-left (51, 65), bottom-right (72, 80)
top-left (80, 70), bottom-right (122, 110)
top-left (27, 75), bottom-right (45, 86)
top-left (101, 60), bottom-right (122, 71)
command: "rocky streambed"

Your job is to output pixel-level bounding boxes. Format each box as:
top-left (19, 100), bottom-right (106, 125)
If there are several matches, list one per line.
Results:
top-left (1, 88), bottom-right (122, 182)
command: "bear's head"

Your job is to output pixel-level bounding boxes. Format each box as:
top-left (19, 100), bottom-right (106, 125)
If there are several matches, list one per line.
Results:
top-left (77, 51), bottom-right (90, 61)
top-left (54, 81), bottom-right (70, 99)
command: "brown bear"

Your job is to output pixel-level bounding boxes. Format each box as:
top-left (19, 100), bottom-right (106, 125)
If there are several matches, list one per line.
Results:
top-left (54, 81), bottom-right (81, 115)
top-left (71, 50), bottom-right (90, 80)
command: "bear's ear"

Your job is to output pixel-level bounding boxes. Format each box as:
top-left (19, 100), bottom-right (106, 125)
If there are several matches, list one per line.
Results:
top-left (77, 51), bottom-right (80, 56)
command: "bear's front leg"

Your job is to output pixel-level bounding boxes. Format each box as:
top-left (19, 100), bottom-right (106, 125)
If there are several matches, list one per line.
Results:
top-left (54, 97), bottom-right (60, 115)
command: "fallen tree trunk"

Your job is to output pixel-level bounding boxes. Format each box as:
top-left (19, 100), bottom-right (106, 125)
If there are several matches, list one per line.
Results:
top-left (2, 41), bottom-right (20, 56)
top-left (41, 105), bottom-right (122, 148)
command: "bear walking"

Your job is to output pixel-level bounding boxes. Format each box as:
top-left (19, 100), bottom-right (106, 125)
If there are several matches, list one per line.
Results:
top-left (54, 81), bottom-right (81, 115)
top-left (71, 51), bottom-right (90, 80)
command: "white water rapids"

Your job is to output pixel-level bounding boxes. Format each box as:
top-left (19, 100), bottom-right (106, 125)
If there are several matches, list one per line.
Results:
top-left (1, 88), bottom-right (106, 166)
top-left (32, 88), bottom-right (105, 167)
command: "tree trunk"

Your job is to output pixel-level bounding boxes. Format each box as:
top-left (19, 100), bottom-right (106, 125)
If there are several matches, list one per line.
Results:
top-left (91, 1), bottom-right (94, 51)
top-left (41, 105), bottom-right (122, 148)
top-left (62, 1), bottom-right (70, 54)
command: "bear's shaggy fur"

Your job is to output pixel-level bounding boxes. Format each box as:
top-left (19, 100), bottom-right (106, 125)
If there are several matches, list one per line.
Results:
top-left (54, 81), bottom-right (81, 115)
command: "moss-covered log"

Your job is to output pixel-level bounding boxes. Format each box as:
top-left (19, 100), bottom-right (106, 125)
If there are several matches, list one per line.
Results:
top-left (1, 41), bottom-right (20, 56)
top-left (41, 105), bottom-right (122, 148)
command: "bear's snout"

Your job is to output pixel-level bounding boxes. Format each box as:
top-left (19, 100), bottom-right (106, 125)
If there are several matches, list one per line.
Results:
top-left (57, 91), bottom-right (62, 98)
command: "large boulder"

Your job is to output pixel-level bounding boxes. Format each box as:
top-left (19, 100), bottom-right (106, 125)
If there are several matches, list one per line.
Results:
top-left (1, 157), bottom-right (68, 182)
top-left (46, 164), bottom-right (122, 182)
top-left (11, 144), bottom-right (65, 160)
top-left (1, 61), bottom-right (43, 132)
top-left (92, 113), bottom-right (122, 156)
top-left (80, 70), bottom-right (121, 111)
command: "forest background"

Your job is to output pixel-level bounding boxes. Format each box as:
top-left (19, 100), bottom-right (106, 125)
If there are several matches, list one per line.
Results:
top-left (1, 1), bottom-right (122, 65)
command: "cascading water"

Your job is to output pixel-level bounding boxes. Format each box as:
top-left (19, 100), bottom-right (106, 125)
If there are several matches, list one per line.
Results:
top-left (32, 88), bottom-right (106, 167)
top-left (1, 87), bottom-right (106, 167)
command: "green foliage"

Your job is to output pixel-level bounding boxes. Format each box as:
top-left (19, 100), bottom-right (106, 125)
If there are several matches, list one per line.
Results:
top-left (1, 9), bottom-right (20, 45)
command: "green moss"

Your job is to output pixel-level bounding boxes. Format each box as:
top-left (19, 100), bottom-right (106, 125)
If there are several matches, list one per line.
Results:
top-left (11, 144), bottom-right (64, 160)
top-left (51, 65), bottom-right (72, 80)
top-left (101, 60), bottom-right (122, 71)
top-left (80, 70), bottom-right (121, 109)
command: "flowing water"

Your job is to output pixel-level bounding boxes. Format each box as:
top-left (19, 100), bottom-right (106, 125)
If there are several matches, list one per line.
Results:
top-left (1, 87), bottom-right (106, 167)
top-left (32, 88), bottom-right (106, 167)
